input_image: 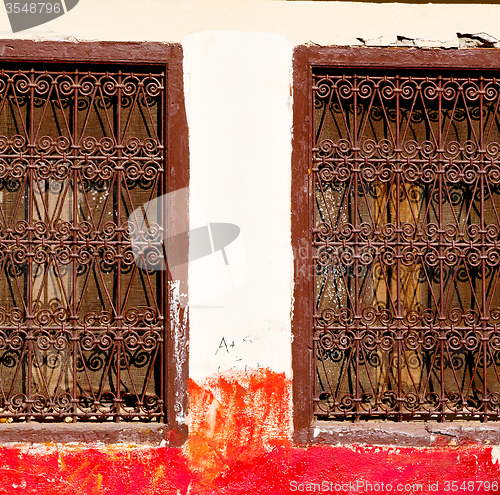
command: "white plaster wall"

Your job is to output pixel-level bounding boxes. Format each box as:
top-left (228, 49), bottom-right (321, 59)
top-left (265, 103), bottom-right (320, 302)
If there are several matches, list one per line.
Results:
top-left (2, 1), bottom-right (500, 47)
top-left (1, 0), bottom-right (500, 379)
top-left (184, 32), bottom-right (293, 380)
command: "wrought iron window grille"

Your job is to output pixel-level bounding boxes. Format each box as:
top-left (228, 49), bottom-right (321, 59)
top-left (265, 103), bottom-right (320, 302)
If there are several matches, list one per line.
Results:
top-left (0, 41), bottom-right (188, 431)
top-left (292, 48), bottom-right (500, 439)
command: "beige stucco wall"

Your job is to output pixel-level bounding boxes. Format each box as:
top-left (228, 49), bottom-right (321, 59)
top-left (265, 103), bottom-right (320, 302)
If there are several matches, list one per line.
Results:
top-left (0, 0), bottom-right (499, 380)
top-left (1, 1), bottom-right (500, 47)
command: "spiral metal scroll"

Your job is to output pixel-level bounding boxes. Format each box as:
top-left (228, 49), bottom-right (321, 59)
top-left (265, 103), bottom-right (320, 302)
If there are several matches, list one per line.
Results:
top-left (313, 70), bottom-right (500, 421)
top-left (0, 66), bottom-right (165, 421)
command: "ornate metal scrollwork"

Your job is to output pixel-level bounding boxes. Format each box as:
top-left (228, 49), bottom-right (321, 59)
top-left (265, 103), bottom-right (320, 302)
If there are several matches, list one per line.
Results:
top-left (314, 71), bottom-right (500, 421)
top-left (0, 66), bottom-right (165, 421)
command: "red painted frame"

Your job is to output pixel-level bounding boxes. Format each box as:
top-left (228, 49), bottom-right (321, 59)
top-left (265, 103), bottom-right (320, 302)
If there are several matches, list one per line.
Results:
top-left (291, 45), bottom-right (500, 444)
top-left (0, 40), bottom-right (189, 444)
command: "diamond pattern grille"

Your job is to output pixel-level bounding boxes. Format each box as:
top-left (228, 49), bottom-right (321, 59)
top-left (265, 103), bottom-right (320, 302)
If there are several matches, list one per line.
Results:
top-left (0, 65), bottom-right (165, 421)
top-left (313, 71), bottom-right (500, 421)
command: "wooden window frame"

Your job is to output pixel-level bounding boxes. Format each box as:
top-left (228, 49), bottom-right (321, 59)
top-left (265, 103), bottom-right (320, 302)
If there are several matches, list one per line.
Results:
top-left (0, 40), bottom-right (189, 445)
top-left (292, 46), bottom-right (500, 445)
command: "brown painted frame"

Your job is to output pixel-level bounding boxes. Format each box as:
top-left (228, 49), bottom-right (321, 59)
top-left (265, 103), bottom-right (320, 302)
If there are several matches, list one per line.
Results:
top-left (292, 46), bottom-right (500, 445)
top-left (0, 40), bottom-right (189, 446)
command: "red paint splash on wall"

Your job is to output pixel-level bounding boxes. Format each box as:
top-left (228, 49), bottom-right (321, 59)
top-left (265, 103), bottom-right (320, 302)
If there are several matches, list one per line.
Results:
top-left (0, 446), bottom-right (192, 495)
top-left (185, 368), bottom-right (292, 481)
top-left (0, 442), bottom-right (499, 494)
top-left (0, 369), bottom-right (500, 494)
top-left (210, 444), bottom-right (500, 495)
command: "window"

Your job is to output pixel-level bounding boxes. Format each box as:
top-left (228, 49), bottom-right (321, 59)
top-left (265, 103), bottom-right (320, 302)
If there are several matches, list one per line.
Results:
top-left (292, 47), bottom-right (500, 440)
top-left (0, 41), bottom-right (188, 432)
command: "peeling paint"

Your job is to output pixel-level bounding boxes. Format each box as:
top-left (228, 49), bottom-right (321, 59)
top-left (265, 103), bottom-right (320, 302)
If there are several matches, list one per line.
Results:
top-left (492, 446), bottom-right (500, 465)
top-left (170, 281), bottom-right (189, 427)
top-left (184, 368), bottom-right (292, 484)
top-left (355, 32), bottom-right (500, 49)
